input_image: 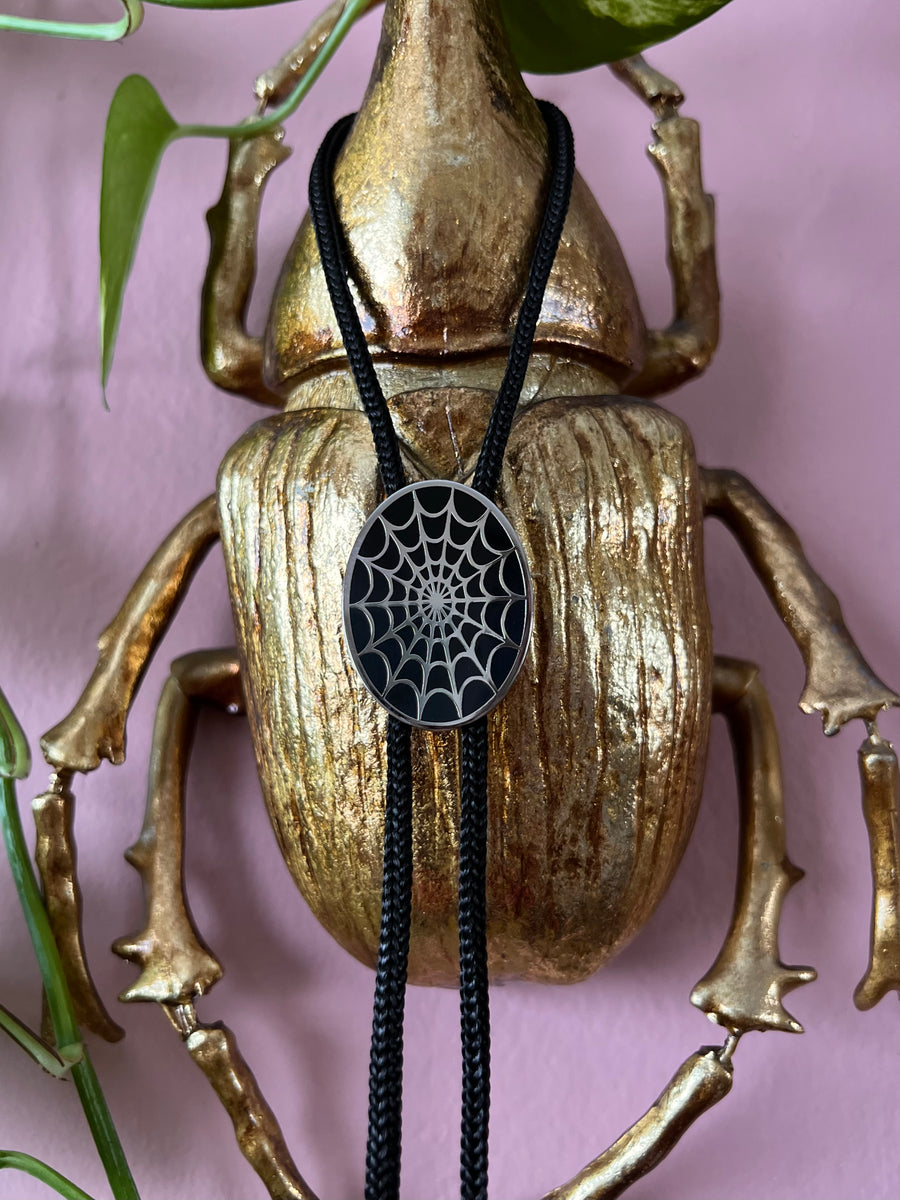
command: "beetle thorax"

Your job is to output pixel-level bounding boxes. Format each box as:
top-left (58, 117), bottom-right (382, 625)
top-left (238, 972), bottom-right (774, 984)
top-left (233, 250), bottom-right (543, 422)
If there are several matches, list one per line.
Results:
top-left (263, 0), bottom-right (647, 396)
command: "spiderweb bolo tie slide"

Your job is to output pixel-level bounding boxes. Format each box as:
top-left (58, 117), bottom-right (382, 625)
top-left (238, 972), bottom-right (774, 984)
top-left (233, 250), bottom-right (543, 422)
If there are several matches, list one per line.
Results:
top-left (344, 481), bottom-right (533, 728)
top-left (309, 99), bottom-right (574, 1200)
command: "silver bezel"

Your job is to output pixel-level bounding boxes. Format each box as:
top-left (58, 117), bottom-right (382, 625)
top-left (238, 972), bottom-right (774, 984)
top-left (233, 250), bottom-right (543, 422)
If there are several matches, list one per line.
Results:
top-left (342, 479), bottom-right (534, 730)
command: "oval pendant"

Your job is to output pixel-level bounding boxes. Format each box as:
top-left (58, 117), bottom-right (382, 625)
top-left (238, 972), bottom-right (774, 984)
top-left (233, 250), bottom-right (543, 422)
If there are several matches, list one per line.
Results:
top-left (343, 480), bottom-right (533, 729)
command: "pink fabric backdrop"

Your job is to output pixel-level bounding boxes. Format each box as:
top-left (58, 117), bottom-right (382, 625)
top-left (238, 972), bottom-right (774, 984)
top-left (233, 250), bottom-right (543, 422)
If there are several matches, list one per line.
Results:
top-left (1, 0), bottom-right (897, 1197)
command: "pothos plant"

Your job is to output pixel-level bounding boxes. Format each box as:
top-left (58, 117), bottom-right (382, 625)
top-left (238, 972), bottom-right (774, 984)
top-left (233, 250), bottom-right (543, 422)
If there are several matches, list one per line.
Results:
top-left (0, 1), bottom-right (736, 1196)
top-left (0, 0), bottom-right (735, 394)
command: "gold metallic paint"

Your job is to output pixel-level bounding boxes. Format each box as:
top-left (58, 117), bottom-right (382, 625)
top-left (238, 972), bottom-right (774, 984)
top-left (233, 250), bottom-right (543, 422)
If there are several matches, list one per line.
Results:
top-left (217, 392), bottom-right (711, 985)
top-left (30, 0), bottom-right (898, 1194)
top-left (854, 729), bottom-right (900, 1010)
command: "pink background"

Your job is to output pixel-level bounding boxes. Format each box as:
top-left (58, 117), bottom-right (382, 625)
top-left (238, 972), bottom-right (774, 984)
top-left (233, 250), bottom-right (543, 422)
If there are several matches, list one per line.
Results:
top-left (1, 0), bottom-right (898, 1197)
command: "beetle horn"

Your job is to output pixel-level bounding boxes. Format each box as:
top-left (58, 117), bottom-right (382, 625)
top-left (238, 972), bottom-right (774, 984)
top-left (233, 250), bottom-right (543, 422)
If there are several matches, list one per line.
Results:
top-left (264, 0), bottom-right (645, 394)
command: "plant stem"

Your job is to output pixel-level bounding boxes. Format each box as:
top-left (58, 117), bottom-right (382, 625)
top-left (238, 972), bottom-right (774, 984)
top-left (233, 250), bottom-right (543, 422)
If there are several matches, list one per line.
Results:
top-left (144, 0), bottom-right (303, 7)
top-left (178, 0), bottom-right (372, 140)
top-left (0, 686), bottom-right (140, 1200)
top-left (0, 1151), bottom-right (96, 1200)
top-left (0, 0), bottom-right (142, 41)
top-left (72, 1052), bottom-right (139, 1199)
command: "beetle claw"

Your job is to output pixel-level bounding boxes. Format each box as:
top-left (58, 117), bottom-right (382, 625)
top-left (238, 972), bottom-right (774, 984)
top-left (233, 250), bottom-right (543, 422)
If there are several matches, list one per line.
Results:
top-left (691, 958), bottom-right (817, 1035)
top-left (113, 927), bottom-right (223, 1006)
top-left (41, 706), bottom-right (127, 773)
top-left (609, 54), bottom-right (685, 118)
top-left (799, 672), bottom-right (899, 736)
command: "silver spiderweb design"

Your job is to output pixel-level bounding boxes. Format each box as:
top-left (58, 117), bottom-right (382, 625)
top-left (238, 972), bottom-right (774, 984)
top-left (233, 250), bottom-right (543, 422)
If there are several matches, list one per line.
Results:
top-left (343, 480), bottom-right (533, 728)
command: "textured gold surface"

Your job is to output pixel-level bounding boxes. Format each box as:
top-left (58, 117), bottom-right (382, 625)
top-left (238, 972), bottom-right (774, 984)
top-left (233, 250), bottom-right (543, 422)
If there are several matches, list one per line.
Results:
top-left (218, 393), bottom-right (711, 984)
top-left (34, 498), bottom-right (220, 1039)
top-left (202, 134), bottom-right (289, 407)
top-left (543, 1046), bottom-right (734, 1200)
top-left (854, 729), bottom-right (900, 1009)
top-left (263, 0), bottom-right (647, 392)
top-left (691, 658), bottom-right (816, 1034)
top-left (627, 113), bottom-right (718, 397)
top-left (609, 55), bottom-right (684, 113)
top-left (702, 468), bottom-right (899, 732)
top-left (608, 57), bottom-right (719, 398)
top-left (112, 650), bottom-right (243, 1006)
top-left (33, 778), bottom-right (124, 1042)
top-left (184, 1014), bottom-right (318, 1200)
top-left (201, 0), bottom-right (721, 410)
top-left (41, 496), bottom-right (220, 773)
top-left (255, 0), bottom-right (383, 110)
top-left (283, 353), bottom-right (622, 416)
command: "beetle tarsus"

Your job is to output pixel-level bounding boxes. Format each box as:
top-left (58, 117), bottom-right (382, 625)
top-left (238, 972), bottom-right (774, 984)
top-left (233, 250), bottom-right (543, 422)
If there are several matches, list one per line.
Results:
top-left (854, 727), bottom-right (900, 1009)
top-left (609, 54), bottom-right (685, 117)
top-left (181, 1011), bottom-right (320, 1200)
top-left (542, 1045), bottom-right (734, 1200)
top-left (32, 778), bottom-right (124, 1042)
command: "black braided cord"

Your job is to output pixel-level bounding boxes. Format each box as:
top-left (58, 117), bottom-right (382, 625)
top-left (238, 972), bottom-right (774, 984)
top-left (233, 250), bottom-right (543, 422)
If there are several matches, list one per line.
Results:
top-left (308, 113), bottom-right (407, 496)
top-left (308, 100), bottom-right (574, 1200)
top-left (471, 101), bottom-right (575, 502)
top-left (365, 715), bottom-right (412, 1200)
top-left (458, 719), bottom-right (490, 1200)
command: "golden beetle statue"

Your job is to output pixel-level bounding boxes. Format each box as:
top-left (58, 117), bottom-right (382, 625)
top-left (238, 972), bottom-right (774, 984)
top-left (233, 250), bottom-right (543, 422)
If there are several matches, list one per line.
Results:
top-left (30, 0), bottom-right (898, 1197)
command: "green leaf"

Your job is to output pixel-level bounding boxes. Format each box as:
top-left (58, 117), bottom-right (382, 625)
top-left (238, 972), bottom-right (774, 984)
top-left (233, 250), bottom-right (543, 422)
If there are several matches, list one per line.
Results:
top-left (100, 75), bottom-right (178, 390)
top-left (0, 684), bottom-right (30, 780)
top-left (99, 0), bottom-right (372, 392)
top-left (500, 0), bottom-right (733, 73)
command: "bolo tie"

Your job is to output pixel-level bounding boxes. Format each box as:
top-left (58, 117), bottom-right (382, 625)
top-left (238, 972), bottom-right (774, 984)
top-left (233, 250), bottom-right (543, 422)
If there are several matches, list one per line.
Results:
top-left (308, 99), bottom-right (575, 1200)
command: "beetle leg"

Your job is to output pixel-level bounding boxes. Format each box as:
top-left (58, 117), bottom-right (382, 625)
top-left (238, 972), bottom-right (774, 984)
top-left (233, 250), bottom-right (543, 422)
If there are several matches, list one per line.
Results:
top-left (608, 55), bottom-right (684, 118)
top-left (41, 496), bottom-right (220, 773)
top-left (163, 1002), bottom-right (318, 1200)
top-left (113, 653), bottom-right (318, 1197)
top-left (609, 55), bottom-right (719, 399)
top-left (691, 657), bottom-right (817, 1034)
top-left (701, 467), bottom-right (899, 732)
top-left (254, 0), bottom-right (384, 110)
top-left (112, 649), bottom-right (243, 1005)
top-left (541, 1039), bottom-right (735, 1200)
top-left (704, 470), bottom-right (900, 1010)
top-left (33, 774), bottom-right (125, 1041)
top-left (201, 129), bottom-right (290, 408)
top-left (854, 725), bottom-right (899, 1009)
top-left (33, 497), bottom-right (220, 1039)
